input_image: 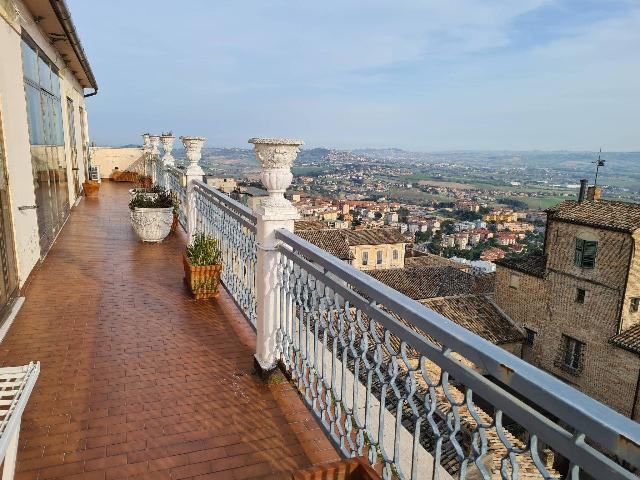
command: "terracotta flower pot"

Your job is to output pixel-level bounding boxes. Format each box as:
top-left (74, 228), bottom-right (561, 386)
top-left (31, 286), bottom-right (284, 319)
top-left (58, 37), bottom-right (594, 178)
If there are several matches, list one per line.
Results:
top-left (291, 458), bottom-right (379, 479)
top-left (183, 254), bottom-right (223, 299)
top-left (83, 180), bottom-right (100, 198)
top-left (139, 177), bottom-right (152, 188)
top-left (171, 212), bottom-right (179, 232)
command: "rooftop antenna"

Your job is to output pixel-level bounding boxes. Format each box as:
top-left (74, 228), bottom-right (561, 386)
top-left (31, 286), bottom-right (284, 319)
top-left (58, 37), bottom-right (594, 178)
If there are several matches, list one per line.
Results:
top-left (592, 148), bottom-right (605, 186)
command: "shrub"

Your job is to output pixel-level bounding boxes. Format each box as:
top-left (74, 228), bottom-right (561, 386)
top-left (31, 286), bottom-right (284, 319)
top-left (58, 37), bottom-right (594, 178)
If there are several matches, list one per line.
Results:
top-left (128, 189), bottom-right (173, 210)
top-left (186, 233), bottom-right (222, 266)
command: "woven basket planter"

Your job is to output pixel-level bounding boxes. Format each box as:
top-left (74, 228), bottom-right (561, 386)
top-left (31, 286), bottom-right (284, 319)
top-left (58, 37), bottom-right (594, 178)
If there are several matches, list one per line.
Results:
top-left (183, 254), bottom-right (223, 299)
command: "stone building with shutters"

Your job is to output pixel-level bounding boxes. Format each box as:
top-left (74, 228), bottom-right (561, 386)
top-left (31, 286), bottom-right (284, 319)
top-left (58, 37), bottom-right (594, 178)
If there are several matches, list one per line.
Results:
top-left (494, 189), bottom-right (640, 419)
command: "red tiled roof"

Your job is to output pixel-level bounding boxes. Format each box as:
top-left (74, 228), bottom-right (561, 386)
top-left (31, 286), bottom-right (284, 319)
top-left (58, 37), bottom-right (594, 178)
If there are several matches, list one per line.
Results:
top-left (611, 324), bottom-right (640, 354)
top-left (546, 200), bottom-right (640, 233)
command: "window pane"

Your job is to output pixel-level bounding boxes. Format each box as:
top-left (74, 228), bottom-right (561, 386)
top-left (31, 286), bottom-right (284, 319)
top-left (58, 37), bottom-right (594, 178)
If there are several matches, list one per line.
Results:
top-left (21, 40), bottom-right (38, 83)
top-left (24, 84), bottom-right (45, 145)
top-left (51, 71), bottom-right (61, 98)
top-left (37, 55), bottom-right (52, 92)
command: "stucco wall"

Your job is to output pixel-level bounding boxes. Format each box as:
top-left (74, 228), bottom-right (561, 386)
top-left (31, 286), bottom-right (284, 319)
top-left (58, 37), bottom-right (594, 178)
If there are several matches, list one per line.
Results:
top-left (91, 147), bottom-right (144, 179)
top-left (351, 243), bottom-right (406, 270)
top-left (0, 0), bottom-right (92, 285)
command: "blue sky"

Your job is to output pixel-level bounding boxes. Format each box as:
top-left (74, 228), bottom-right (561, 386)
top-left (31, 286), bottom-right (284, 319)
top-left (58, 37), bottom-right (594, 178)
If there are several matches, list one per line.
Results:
top-left (68, 0), bottom-right (639, 151)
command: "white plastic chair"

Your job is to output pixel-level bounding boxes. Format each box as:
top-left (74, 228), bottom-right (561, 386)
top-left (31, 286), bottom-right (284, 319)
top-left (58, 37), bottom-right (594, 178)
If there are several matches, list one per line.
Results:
top-left (0, 363), bottom-right (40, 480)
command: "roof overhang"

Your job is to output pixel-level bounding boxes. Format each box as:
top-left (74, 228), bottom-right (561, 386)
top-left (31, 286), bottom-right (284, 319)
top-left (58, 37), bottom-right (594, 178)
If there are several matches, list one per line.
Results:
top-left (21, 0), bottom-right (97, 95)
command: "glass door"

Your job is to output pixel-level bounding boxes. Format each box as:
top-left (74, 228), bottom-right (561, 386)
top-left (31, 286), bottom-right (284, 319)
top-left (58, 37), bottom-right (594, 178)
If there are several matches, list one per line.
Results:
top-left (0, 102), bottom-right (19, 313)
top-left (66, 97), bottom-right (80, 198)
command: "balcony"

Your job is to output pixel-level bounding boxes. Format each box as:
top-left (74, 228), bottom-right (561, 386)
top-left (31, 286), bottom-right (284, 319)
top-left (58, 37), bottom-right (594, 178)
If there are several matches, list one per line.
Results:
top-left (3, 135), bottom-right (640, 480)
top-left (5, 181), bottom-right (339, 480)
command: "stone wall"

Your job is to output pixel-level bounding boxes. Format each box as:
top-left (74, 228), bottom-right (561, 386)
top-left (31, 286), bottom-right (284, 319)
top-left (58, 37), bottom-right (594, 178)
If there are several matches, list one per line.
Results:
top-left (494, 218), bottom-right (640, 418)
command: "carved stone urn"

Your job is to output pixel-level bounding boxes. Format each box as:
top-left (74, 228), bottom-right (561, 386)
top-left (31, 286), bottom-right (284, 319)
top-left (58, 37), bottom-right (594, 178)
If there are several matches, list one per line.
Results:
top-left (160, 134), bottom-right (175, 167)
top-left (180, 136), bottom-right (205, 176)
top-left (149, 135), bottom-right (160, 156)
top-left (248, 138), bottom-right (303, 209)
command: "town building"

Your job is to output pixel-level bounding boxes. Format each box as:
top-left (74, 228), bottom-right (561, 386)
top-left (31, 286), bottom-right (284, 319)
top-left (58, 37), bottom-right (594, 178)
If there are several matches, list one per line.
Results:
top-left (205, 176), bottom-right (237, 193)
top-left (0, 0), bottom-right (96, 314)
top-left (494, 193), bottom-right (640, 419)
top-left (295, 227), bottom-right (408, 270)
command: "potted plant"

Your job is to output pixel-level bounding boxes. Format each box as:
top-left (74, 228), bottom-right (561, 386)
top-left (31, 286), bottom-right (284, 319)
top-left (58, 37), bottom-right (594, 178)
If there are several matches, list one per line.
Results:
top-left (83, 179), bottom-right (100, 198)
top-left (129, 183), bottom-right (164, 200)
top-left (129, 189), bottom-right (173, 242)
top-left (291, 458), bottom-right (379, 479)
top-left (183, 232), bottom-right (223, 299)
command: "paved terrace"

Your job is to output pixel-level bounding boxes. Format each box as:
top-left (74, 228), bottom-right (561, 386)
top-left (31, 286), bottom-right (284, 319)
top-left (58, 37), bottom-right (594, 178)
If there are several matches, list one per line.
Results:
top-left (4, 181), bottom-right (338, 480)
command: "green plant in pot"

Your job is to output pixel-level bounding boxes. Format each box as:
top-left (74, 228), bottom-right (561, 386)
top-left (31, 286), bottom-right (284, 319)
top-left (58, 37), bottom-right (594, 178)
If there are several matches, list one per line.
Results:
top-left (129, 189), bottom-right (174, 242)
top-left (184, 232), bottom-right (223, 299)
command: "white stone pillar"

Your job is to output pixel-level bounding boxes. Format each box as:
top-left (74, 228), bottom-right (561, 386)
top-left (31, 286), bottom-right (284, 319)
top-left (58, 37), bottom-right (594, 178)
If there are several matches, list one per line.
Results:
top-left (249, 137), bottom-right (303, 375)
top-left (180, 136), bottom-right (205, 242)
top-left (149, 134), bottom-right (161, 185)
top-left (160, 133), bottom-right (175, 188)
top-left (142, 133), bottom-right (151, 177)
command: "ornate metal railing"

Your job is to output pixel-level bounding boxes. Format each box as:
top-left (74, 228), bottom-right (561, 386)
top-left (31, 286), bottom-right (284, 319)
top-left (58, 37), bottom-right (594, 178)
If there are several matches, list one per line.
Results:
top-left (274, 229), bottom-right (640, 480)
top-left (192, 181), bottom-right (257, 326)
top-left (154, 158), bottom-right (164, 188)
top-left (166, 166), bottom-right (187, 230)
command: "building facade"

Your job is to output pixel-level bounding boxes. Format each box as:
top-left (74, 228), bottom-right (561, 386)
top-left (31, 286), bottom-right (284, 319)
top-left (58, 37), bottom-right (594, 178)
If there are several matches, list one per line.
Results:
top-left (494, 197), bottom-right (640, 419)
top-left (0, 0), bottom-right (96, 316)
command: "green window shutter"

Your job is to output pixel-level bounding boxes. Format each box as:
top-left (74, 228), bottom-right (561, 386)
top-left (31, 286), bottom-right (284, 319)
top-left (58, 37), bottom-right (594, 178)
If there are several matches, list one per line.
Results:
top-left (582, 241), bottom-right (597, 268)
top-left (575, 239), bottom-right (584, 266)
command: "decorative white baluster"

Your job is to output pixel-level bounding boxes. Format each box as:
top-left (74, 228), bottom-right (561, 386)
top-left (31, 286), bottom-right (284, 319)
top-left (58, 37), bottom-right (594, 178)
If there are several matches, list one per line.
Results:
top-left (142, 133), bottom-right (151, 177)
top-left (249, 137), bottom-right (303, 375)
top-left (160, 133), bottom-right (175, 188)
top-left (180, 136), bottom-right (206, 241)
top-left (149, 134), bottom-right (161, 185)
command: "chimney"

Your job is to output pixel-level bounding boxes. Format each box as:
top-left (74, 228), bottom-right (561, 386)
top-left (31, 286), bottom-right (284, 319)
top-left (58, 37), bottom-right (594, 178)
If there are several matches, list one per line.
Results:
top-left (587, 185), bottom-right (602, 201)
top-left (578, 179), bottom-right (588, 203)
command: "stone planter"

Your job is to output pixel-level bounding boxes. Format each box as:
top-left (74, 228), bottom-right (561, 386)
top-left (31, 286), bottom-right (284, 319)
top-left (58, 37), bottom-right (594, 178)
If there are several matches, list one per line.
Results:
top-left (183, 254), bottom-right (223, 299)
top-left (291, 458), bottom-right (379, 479)
top-left (130, 207), bottom-right (173, 242)
top-left (83, 180), bottom-right (100, 198)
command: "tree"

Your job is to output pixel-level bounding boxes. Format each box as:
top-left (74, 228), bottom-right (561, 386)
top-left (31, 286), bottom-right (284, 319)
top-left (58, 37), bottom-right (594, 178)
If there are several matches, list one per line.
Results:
top-left (415, 230), bottom-right (432, 243)
top-left (441, 220), bottom-right (456, 235)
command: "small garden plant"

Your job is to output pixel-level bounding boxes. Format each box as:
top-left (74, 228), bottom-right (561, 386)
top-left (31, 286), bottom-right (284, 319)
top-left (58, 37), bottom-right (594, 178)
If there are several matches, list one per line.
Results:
top-left (186, 233), bottom-right (222, 266)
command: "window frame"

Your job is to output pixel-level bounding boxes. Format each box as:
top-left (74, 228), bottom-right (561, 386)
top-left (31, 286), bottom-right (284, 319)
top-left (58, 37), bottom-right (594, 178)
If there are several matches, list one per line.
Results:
top-left (631, 297), bottom-right (640, 313)
top-left (555, 334), bottom-right (585, 375)
top-left (524, 328), bottom-right (536, 346)
top-left (361, 251), bottom-right (368, 266)
top-left (376, 250), bottom-right (383, 265)
top-left (392, 249), bottom-right (399, 261)
top-left (575, 238), bottom-right (597, 269)
top-left (576, 288), bottom-right (586, 304)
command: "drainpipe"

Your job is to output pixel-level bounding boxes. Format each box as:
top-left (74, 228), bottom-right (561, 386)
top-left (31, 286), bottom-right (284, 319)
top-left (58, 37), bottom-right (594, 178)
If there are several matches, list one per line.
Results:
top-left (48, 0), bottom-right (98, 94)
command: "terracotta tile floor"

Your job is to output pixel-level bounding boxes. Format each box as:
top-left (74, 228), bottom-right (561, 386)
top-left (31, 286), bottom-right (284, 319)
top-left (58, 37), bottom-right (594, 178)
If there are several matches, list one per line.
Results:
top-left (2, 181), bottom-right (339, 480)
